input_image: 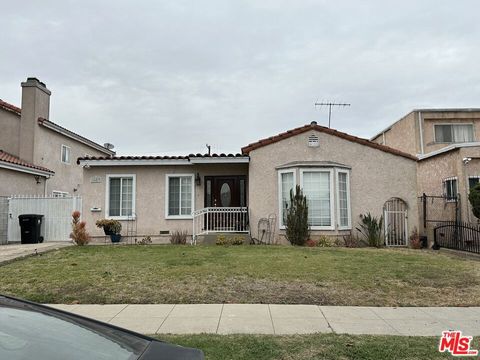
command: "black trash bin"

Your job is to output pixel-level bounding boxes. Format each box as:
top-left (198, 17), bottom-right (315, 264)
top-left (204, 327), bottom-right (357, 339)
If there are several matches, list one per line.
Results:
top-left (18, 214), bottom-right (44, 244)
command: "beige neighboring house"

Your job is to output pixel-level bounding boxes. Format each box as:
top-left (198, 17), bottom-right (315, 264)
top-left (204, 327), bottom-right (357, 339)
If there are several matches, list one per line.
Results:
top-left (0, 78), bottom-right (115, 197)
top-left (371, 108), bottom-right (480, 234)
top-left (78, 122), bottom-right (418, 245)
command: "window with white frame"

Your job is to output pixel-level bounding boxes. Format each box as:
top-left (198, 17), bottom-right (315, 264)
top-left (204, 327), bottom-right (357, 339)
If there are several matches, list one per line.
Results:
top-left (61, 145), bottom-right (71, 164)
top-left (52, 191), bottom-right (69, 198)
top-left (166, 175), bottom-right (194, 218)
top-left (443, 177), bottom-right (458, 201)
top-left (301, 170), bottom-right (333, 229)
top-left (107, 175), bottom-right (135, 217)
top-left (336, 170), bottom-right (351, 229)
top-left (434, 124), bottom-right (474, 143)
top-left (278, 170), bottom-right (295, 227)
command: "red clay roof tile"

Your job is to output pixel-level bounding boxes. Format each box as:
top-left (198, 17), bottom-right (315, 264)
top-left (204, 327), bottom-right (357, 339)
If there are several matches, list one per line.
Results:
top-left (0, 150), bottom-right (54, 174)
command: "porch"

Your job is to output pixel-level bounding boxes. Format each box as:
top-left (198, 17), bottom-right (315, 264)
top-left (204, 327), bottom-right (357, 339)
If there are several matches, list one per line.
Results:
top-left (192, 207), bottom-right (249, 244)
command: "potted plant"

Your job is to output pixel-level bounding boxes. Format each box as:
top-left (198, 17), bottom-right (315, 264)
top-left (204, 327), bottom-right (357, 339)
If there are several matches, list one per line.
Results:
top-left (95, 219), bottom-right (122, 243)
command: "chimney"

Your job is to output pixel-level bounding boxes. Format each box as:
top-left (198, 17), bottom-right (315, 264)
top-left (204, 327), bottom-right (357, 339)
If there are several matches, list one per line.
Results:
top-left (19, 77), bottom-right (51, 163)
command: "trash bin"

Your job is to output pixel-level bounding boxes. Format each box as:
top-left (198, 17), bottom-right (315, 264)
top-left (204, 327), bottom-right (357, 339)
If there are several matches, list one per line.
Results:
top-left (18, 214), bottom-right (44, 244)
top-left (420, 235), bottom-right (428, 249)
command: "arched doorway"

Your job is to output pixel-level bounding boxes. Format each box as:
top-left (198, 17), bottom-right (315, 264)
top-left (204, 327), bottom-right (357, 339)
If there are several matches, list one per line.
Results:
top-left (383, 198), bottom-right (408, 246)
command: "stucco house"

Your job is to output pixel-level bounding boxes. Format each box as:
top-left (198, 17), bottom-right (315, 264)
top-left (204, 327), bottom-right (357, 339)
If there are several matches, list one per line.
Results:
top-left (0, 78), bottom-right (115, 197)
top-left (78, 122), bottom-right (418, 245)
top-left (371, 109), bottom-right (480, 230)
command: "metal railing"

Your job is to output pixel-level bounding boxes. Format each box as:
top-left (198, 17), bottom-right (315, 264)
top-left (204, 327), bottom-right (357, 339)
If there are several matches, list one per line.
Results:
top-left (434, 221), bottom-right (480, 254)
top-left (192, 207), bottom-right (249, 245)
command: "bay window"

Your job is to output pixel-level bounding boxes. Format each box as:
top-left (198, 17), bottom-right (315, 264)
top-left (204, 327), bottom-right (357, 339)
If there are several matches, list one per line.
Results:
top-left (300, 170), bottom-right (334, 229)
top-left (278, 170), bottom-right (296, 227)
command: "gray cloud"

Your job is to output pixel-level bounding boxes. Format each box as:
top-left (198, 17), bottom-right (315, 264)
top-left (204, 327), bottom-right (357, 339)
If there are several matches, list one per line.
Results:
top-left (1, 0), bottom-right (479, 155)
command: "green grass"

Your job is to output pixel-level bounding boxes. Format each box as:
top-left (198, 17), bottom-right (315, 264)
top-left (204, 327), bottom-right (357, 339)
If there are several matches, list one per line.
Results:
top-left (0, 245), bottom-right (479, 305)
top-left (158, 333), bottom-right (474, 360)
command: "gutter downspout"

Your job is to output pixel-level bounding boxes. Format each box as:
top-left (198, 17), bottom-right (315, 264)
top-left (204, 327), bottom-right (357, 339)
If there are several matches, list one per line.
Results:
top-left (43, 175), bottom-right (50, 196)
top-left (418, 111), bottom-right (424, 155)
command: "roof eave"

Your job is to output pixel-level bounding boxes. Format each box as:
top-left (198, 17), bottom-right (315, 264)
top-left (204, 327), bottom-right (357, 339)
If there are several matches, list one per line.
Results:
top-left (0, 161), bottom-right (54, 177)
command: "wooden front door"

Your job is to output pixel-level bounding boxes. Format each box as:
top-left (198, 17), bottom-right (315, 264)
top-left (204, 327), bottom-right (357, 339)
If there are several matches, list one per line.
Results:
top-left (205, 176), bottom-right (246, 208)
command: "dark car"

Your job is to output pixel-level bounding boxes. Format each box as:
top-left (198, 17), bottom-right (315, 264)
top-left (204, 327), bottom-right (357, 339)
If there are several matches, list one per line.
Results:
top-left (0, 295), bottom-right (204, 360)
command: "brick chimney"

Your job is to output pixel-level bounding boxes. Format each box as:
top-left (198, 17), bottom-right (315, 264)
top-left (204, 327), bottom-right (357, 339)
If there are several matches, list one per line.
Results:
top-left (19, 78), bottom-right (51, 163)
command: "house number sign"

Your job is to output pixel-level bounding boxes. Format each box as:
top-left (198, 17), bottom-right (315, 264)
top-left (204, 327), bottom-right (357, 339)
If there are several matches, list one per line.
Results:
top-left (90, 176), bottom-right (102, 183)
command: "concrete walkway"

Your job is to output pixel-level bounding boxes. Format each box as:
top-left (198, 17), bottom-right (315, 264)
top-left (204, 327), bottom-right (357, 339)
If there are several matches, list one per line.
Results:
top-left (45, 304), bottom-right (480, 336)
top-left (0, 242), bottom-right (71, 264)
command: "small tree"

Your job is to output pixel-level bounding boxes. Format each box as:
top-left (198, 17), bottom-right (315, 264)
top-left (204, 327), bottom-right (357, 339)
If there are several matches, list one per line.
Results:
top-left (356, 213), bottom-right (383, 247)
top-left (285, 185), bottom-right (309, 246)
top-left (70, 211), bottom-right (90, 246)
top-left (469, 183), bottom-right (480, 220)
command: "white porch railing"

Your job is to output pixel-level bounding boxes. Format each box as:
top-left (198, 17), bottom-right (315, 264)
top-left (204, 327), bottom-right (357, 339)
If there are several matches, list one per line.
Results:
top-left (192, 207), bottom-right (249, 245)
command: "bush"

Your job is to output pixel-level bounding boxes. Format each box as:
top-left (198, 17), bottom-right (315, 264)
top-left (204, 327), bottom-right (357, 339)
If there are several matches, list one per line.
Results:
top-left (409, 227), bottom-right (422, 249)
top-left (316, 235), bottom-right (333, 247)
top-left (138, 236), bottom-right (152, 245)
top-left (343, 234), bottom-right (359, 248)
top-left (170, 230), bottom-right (188, 245)
top-left (285, 185), bottom-right (310, 246)
top-left (356, 213), bottom-right (383, 247)
top-left (469, 183), bottom-right (480, 220)
top-left (95, 219), bottom-right (122, 234)
top-left (305, 239), bottom-right (316, 247)
top-left (70, 211), bottom-right (90, 246)
top-left (216, 235), bottom-right (245, 246)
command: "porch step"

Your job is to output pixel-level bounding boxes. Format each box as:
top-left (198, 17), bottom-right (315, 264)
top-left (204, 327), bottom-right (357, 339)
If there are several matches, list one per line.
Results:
top-left (196, 233), bottom-right (251, 245)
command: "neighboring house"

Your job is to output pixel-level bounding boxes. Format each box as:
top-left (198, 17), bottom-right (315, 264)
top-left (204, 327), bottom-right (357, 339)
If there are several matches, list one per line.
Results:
top-left (78, 122), bottom-right (418, 245)
top-left (0, 78), bottom-right (115, 197)
top-left (371, 108), bottom-right (480, 227)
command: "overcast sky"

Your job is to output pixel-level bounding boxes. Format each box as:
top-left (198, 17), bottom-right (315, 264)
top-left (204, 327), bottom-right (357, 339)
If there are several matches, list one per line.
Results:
top-left (1, 1), bottom-right (479, 155)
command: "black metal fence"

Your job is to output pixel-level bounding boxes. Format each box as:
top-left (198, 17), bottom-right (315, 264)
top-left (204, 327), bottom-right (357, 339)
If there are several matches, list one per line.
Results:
top-left (434, 221), bottom-right (480, 254)
top-left (419, 193), bottom-right (460, 228)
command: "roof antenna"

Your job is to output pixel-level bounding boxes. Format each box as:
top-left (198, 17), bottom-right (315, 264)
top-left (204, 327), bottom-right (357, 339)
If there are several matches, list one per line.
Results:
top-left (206, 144), bottom-right (211, 156)
top-left (315, 101), bottom-right (351, 128)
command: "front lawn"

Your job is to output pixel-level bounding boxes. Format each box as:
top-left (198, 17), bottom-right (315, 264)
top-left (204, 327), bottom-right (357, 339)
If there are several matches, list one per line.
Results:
top-left (0, 246), bottom-right (478, 305)
top-left (159, 333), bottom-right (464, 360)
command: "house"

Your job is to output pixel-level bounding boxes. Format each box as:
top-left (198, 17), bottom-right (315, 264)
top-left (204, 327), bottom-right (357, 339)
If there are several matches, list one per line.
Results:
top-left (0, 78), bottom-right (115, 197)
top-left (78, 121), bottom-right (418, 245)
top-left (371, 108), bottom-right (480, 235)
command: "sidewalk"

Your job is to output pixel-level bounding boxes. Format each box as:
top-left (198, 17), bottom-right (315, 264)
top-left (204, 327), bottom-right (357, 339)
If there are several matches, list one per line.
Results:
top-left (0, 242), bottom-right (71, 264)
top-left (45, 304), bottom-right (480, 336)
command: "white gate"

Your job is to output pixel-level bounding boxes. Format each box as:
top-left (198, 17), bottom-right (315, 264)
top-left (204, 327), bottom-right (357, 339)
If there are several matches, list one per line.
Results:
top-left (384, 198), bottom-right (408, 246)
top-left (7, 195), bottom-right (82, 243)
top-left (0, 197), bottom-right (8, 245)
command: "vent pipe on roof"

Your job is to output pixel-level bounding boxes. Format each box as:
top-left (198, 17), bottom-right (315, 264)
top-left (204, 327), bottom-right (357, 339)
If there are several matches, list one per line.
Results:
top-left (311, 121), bottom-right (317, 126)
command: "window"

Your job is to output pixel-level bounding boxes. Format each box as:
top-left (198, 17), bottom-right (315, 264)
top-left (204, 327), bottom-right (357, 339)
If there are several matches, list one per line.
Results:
top-left (166, 174), bottom-right (194, 218)
top-left (106, 175), bottom-right (135, 218)
top-left (61, 145), bottom-right (71, 164)
top-left (434, 124), bottom-right (474, 143)
top-left (336, 170), bottom-right (351, 229)
top-left (278, 170), bottom-right (296, 227)
top-left (300, 169), bottom-right (334, 229)
top-left (52, 191), bottom-right (69, 198)
top-left (443, 177), bottom-right (458, 201)
top-left (469, 176), bottom-right (480, 191)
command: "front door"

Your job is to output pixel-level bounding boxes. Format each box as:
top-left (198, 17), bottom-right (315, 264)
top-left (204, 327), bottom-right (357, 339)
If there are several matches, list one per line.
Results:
top-left (205, 176), bottom-right (246, 208)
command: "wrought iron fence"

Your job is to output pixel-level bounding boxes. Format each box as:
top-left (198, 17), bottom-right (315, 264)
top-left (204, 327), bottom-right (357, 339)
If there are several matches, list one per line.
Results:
top-left (419, 193), bottom-right (460, 227)
top-left (434, 221), bottom-right (480, 254)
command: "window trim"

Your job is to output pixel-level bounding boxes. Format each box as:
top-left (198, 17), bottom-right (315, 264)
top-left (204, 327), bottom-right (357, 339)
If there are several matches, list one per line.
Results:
top-left (443, 176), bottom-right (458, 203)
top-left (165, 174), bottom-right (195, 219)
top-left (299, 168), bottom-right (335, 230)
top-left (278, 169), bottom-right (297, 230)
top-left (468, 175), bottom-right (480, 190)
top-left (105, 174), bottom-right (136, 220)
top-left (433, 123), bottom-right (475, 144)
top-left (52, 190), bottom-right (69, 198)
top-left (336, 169), bottom-right (352, 230)
top-left (61, 144), bottom-right (71, 164)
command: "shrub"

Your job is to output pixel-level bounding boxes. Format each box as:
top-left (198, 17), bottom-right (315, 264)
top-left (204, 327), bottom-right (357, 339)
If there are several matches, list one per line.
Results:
top-left (343, 234), bottom-right (359, 248)
top-left (469, 183), bottom-right (480, 220)
top-left (409, 227), bottom-right (422, 249)
top-left (138, 236), bottom-right (152, 245)
top-left (95, 219), bottom-right (122, 234)
top-left (170, 230), bottom-right (188, 245)
top-left (305, 239), bottom-right (316, 247)
top-left (216, 235), bottom-right (245, 246)
top-left (316, 235), bottom-right (333, 247)
top-left (285, 185), bottom-right (310, 246)
top-left (70, 211), bottom-right (90, 246)
top-left (356, 213), bottom-right (383, 247)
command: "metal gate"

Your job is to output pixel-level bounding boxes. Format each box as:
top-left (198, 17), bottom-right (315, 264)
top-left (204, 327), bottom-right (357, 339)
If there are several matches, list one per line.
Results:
top-left (384, 198), bottom-right (408, 246)
top-left (7, 195), bottom-right (82, 243)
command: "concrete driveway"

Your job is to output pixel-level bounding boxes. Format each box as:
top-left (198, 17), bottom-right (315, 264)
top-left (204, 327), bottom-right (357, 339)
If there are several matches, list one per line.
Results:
top-left (0, 242), bottom-right (71, 264)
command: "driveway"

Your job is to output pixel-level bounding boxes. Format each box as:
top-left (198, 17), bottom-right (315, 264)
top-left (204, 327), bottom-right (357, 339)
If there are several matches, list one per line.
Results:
top-left (0, 242), bottom-right (72, 264)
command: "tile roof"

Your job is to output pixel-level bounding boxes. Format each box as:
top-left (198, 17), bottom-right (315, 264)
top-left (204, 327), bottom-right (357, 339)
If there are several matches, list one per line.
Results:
top-left (0, 99), bottom-right (21, 115)
top-left (77, 153), bottom-right (247, 163)
top-left (0, 150), bottom-right (54, 174)
top-left (241, 122), bottom-right (418, 161)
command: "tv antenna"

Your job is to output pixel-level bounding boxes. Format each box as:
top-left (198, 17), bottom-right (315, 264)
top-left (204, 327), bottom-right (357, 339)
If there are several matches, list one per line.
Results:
top-left (314, 102), bottom-right (350, 128)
